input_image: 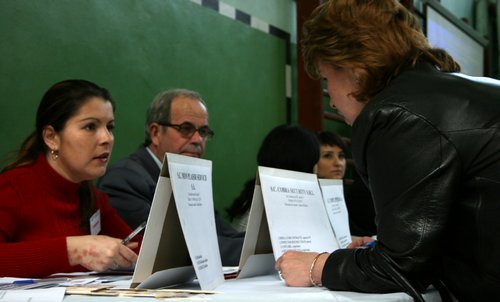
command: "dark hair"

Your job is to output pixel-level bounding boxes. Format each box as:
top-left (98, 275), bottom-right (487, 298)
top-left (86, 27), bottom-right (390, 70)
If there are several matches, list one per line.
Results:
top-left (227, 124), bottom-right (320, 221)
top-left (2, 79), bottom-right (114, 229)
top-left (317, 131), bottom-right (348, 152)
top-left (144, 89), bottom-right (206, 146)
top-left (257, 124), bottom-right (319, 173)
top-left (226, 178), bottom-right (256, 222)
top-left (302, 0), bottom-right (460, 102)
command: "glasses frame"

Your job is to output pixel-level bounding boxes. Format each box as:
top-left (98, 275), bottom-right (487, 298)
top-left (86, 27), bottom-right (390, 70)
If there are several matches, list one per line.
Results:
top-left (158, 121), bottom-right (215, 139)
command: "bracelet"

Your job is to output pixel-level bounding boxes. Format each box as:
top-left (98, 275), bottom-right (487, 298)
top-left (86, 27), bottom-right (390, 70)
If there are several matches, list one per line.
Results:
top-left (309, 252), bottom-right (327, 287)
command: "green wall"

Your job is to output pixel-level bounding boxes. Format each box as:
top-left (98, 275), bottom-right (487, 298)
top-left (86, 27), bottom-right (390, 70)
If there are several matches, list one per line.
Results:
top-left (0, 0), bottom-right (288, 216)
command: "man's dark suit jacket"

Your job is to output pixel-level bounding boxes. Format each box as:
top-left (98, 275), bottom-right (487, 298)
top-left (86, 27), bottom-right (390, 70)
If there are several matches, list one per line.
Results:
top-left (97, 145), bottom-right (244, 266)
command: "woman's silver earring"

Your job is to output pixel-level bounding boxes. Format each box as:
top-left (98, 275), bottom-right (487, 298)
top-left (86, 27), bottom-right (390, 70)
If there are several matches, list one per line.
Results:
top-left (50, 149), bottom-right (59, 160)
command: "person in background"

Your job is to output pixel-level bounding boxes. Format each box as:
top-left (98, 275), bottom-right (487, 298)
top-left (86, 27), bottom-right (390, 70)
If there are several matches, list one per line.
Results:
top-left (316, 131), bottom-right (348, 180)
top-left (275, 0), bottom-right (500, 301)
top-left (98, 89), bottom-right (244, 266)
top-left (0, 80), bottom-right (139, 278)
top-left (316, 131), bottom-right (376, 237)
top-left (226, 124), bottom-right (320, 232)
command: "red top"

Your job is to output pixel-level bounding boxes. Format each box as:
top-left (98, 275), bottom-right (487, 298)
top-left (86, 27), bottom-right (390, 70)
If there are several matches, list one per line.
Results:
top-left (0, 155), bottom-right (137, 277)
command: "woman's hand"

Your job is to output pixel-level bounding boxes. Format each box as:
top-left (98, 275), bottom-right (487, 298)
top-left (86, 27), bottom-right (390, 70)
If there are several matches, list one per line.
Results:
top-left (275, 251), bottom-right (330, 287)
top-left (348, 236), bottom-right (375, 248)
top-left (66, 235), bottom-right (139, 272)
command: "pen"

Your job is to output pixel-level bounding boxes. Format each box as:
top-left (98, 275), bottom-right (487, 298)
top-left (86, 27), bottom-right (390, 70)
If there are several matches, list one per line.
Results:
top-left (363, 240), bottom-right (377, 247)
top-left (121, 220), bottom-right (147, 245)
top-left (12, 277), bottom-right (70, 284)
top-left (12, 279), bottom-right (35, 284)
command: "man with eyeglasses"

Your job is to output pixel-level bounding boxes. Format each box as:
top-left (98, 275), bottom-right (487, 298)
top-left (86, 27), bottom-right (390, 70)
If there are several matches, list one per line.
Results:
top-left (97, 89), bottom-right (244, 266)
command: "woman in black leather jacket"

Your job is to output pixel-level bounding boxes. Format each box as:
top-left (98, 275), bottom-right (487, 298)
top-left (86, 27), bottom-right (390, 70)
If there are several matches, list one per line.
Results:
top-left (275, 1), bottom-right (500, 301)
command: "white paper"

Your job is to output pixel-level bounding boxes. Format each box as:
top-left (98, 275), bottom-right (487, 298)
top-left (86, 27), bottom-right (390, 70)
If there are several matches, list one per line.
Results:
top-left (136, 266), bottom-right (196, 289)
top-left (237, 254), bottom-right (276, 279)
top-left (0, 288), bottom-right (65, 302)
top-left (239, 184), bottom-right (270, 267)
top-left (167, 153), bottom-right (224, 290)
top-left (131, 173), bottom-right (176, 287)
top-left (319, 179), bottom-right (352, 248)
top-left (259, 167), bottom-right (339, 258)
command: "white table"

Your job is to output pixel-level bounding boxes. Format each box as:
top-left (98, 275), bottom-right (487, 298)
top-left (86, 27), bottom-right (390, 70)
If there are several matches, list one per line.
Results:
top-left (63, 274), bottom-right (441, 301)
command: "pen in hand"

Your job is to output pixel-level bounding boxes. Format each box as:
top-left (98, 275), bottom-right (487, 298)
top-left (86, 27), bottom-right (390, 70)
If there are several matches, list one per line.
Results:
top-left (121, 221), bottom-right (147, 245)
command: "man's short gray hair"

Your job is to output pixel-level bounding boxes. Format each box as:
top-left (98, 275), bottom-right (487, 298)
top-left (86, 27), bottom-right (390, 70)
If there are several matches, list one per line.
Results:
top-left (144, 89), bottom-right (206, 146)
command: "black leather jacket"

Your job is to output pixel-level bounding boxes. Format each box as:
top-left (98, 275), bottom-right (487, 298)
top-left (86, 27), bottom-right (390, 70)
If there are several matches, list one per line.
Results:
top-left (322, 63), bottom-right (500, 301)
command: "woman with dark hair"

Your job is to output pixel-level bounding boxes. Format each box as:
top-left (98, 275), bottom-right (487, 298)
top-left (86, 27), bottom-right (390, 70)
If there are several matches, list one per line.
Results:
top-left (316, 131), bottom-right (348, 180)
top-left (0, 80), bottom-right (139, 277)
top-left (275, 0), bottom-right (500, 300)
top-left (226, 124), bottom-right (319, 232)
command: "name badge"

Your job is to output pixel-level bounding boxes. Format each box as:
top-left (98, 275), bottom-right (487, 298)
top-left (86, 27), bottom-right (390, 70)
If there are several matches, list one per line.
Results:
top-left (90, 209), bottom-right (101, 235)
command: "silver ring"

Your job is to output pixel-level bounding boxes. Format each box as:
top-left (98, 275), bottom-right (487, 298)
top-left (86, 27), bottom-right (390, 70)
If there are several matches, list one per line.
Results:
top-left (112, 262), bottom-right (120, 270)
top-left (279, 270), bottom-right (284, 279)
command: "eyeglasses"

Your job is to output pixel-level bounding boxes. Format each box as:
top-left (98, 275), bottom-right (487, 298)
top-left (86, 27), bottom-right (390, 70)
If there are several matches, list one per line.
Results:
top-left (158, 122), bottom-right (215, 139)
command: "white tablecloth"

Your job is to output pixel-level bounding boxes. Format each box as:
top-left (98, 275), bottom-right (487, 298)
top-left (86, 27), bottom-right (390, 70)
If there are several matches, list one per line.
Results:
top-left (63, 274), bottom-right (441, 301)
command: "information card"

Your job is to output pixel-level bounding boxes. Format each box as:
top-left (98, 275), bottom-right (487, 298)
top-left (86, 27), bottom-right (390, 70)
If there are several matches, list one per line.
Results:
top-left (259, 167), bottom-right (339, 257)
top-left (239, 167), bottom-right (341, 277)
top-left (131, 153), bottom-right (223, 290)
top-left (318, 179), bottom-right (352, 248)
top-left (168, 153), bottom-right (224, 290)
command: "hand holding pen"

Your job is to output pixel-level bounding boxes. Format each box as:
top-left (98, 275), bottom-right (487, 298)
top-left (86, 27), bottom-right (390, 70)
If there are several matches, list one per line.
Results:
top-left (65, 221), bottom-right (145, 272)
top-left (105, 221), bottom-right (147, 271)
top-left (66, 234), bottom-right (139, 272)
